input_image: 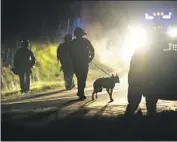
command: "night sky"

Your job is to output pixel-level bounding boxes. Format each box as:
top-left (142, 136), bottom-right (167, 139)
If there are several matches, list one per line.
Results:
top-left (2, 1), bottom-right (177, 41)
top-left (2, 0), bottom-right (81, 40)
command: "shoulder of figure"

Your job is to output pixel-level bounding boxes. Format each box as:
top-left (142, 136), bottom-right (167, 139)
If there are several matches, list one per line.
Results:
top-left (59, 43), bottom-right (65, 46)
top-left (82, 37), bottom-right (89, 41)
top-left (58, 43), bottom-right (65, 48)
top-left (82, 38), bottom-right (91, 44)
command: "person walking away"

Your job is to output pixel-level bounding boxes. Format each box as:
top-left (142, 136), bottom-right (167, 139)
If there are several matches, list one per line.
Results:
top-left (57, 34), bottom-right (75, 90)
top-left (13, 40), bottom-right (35, 94)
top-left (69, 27), bottom-right (95, 100)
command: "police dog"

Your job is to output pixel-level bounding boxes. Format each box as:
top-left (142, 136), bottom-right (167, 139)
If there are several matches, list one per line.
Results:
top-left (92, 74), bottom-right (120, 102)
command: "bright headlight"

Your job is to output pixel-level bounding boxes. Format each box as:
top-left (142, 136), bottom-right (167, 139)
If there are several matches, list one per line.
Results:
top-left (167, 27), bottom-right (177, 38)
top-left (126, 26), bottom-right (148, 48)
top-left (120, 26), bottom-right (148, 63)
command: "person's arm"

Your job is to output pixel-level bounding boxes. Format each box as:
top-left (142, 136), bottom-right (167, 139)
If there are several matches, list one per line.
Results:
top-left (57, 44), bottom-right (65, 61)
top-left (57, 44), bottom-right (63, 71)
top-left (87, 39), bottom-right (95, 63)
top-left (29, 50), bottom-right (36, 67)
top-left (57, 45), bottom-right (60, 60)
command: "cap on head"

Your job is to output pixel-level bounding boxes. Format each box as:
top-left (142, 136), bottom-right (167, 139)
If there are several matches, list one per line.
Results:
top-left (21, 40), bottom-right (30, 48)
top-left (74, 27), bottom-right (87, 37)
top-left (64, 34), bottom-right (72, 42)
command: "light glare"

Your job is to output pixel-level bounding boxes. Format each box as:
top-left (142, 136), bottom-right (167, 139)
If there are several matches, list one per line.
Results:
top-left (120, 26), bottom-right (148, 62)
top-left (167, 27), bottom-right (177, 38)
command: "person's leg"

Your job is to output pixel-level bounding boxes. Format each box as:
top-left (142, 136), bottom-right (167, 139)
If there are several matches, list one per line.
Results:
top-left (62, 67), bottom-right (70, 90)
top-left (146, 94), bottom-right (158, 116)
top-left (24, 70), bottom-right (30, 92)
top-left (67, 64), bottom-right (75, 89)
top-left (75, 66), bottom-right (88, 99)
top-left (125, 86), bottom-right (142, 115)
top-left (76, 73), bottom-right (84, 97)
top-left (19, 71), bottom-right (25, 93)
top-left (66, 70), bottom-right (74, 90)
top-left (64, 76), bottom-right (69, 89)
top-left (80, 67), bottom-right (88, 97)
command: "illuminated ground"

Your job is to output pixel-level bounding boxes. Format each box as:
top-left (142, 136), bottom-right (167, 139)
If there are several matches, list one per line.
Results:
top-left (1, 76), bottom-right (177, 140)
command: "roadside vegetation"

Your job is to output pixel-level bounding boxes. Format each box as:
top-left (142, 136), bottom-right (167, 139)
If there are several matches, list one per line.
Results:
top-left (1, 42), bottom-right (112, 100)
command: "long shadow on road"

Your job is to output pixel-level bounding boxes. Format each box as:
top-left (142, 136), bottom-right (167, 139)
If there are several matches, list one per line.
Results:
top-left (1, 96), bottom-right (81, 113)
top-left (2, 89), bottom-right (66, 103)
top-left (1, 99), bottom-right (96, 123)
top-left (1, 98), bottom-right (177, 141)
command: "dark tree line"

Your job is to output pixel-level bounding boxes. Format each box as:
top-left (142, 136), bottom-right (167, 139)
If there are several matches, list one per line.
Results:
top-left (2, 0), bottom-right (82, 67)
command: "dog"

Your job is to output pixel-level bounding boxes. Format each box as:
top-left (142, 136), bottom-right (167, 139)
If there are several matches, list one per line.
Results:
top-left (92, 74), bottom-right (120, 102)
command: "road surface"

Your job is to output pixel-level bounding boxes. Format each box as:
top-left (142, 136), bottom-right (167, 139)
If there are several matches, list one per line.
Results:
top-left (1, 76), bottom-right (177, 141)
top-left (2, 76), bottom-right (177, 118)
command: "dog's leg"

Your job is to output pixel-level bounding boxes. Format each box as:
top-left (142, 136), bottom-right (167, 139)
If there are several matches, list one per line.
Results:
top-left (106, 88), bottom-right (109, 95)
top-left (107, 88), bottom-right (113, 103)
top-left (92, 91), bottom-right (95, 100)
top-left (109, 89), bottom-right (114, 102)
top-left (96, 93), bottom-right (98, 99)
top-left (106, 88), bottom-right (112, 102)
top-left (96, 87), bottom-right (102, 99)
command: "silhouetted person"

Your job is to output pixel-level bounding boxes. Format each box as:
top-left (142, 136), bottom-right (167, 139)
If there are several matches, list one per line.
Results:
top-left (69, 27), bottom-right (95, 100)
top-left (125, 47), bottom-right (146, 115)
top-left (125, 27), bottom-right (173, 115)
top-left (57, 34), bottom-right (75, 90)
top-left (13, 40), bottom-right (35, 93)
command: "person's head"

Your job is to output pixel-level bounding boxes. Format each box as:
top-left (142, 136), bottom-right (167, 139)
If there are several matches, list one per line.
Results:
top-left (74, 27), bottom-right (87, 38)
top-left (64, 34), bottom-right (72, 42)
top-left (21, 40), bottom-right (30, 48)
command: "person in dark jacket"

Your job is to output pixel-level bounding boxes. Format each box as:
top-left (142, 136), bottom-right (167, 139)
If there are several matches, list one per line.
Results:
top-left (13, 40), bottom-right (35, 93)
top-left (125, 26), bottom-right (172, 115)
top-left (125, 47), bottom-right (146, 115)
top-left (69, 27), bottom-right (95, 100)
top-left (57, 34), bottom-right (75, 90)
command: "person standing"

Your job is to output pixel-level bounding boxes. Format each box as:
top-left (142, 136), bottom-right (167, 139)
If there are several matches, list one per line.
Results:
top-left (69, 27), bottom-right (95, 100)
top-left (13, 40), bottom-right (35, 93)
top-left (57, 34), bottom-right (75, 90)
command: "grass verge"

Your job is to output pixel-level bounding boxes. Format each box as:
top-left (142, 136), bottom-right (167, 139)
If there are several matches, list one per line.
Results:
top-left (1, 42), bottom-right (112, 100)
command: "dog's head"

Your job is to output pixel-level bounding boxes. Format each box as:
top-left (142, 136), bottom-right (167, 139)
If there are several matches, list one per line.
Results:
top-left (111, 74), bottom-right (120, 83)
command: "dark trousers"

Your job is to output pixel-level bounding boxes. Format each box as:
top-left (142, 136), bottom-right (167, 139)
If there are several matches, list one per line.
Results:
top-left (125, 85), bottom-right (143, 115)
top-left (74, 65), bottom-right (88, 97)
top-left (18, 70), bottom-right (31, 92)
top-left (63, 69), bottom-right (74, 89)
top-left (62, 64), bottom-right (74, 89)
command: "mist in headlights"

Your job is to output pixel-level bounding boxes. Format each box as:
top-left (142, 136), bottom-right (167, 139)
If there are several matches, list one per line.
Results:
top-left (167, 27), bottom-right (177, 38)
